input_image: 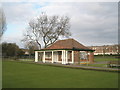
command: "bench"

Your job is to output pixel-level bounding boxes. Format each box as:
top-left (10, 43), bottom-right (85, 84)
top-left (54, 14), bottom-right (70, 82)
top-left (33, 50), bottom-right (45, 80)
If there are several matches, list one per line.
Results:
top-left (107, 61), bottom-right (120, 68)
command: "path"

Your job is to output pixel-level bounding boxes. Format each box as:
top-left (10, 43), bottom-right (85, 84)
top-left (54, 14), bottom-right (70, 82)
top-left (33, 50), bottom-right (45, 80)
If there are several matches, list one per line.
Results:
top-left (36, 61), bottom-right (119, 72)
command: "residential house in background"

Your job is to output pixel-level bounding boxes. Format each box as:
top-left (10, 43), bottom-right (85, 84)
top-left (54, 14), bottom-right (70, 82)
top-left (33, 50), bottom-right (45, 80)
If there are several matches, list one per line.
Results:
top-left (35, 39), bottom-right (94, 64)
top-left (88, 44), bottom-right (120, 55)
top-left (21, 49), bottom-right (29, 55)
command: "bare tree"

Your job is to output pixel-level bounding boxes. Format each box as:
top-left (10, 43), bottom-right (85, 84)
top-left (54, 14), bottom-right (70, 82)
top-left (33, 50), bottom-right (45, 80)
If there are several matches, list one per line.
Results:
top-left (23, 13), bottom-right (71, 49)
top-left (24, 41), bottom-right (39, 57)
top-left (23, 19), bottom-right (42, 49)
top-left (0, 8), bottom-right (6, 38)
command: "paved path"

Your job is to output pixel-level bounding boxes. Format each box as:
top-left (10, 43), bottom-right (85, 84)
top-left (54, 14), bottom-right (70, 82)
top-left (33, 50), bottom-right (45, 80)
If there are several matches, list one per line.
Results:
top-left (36, 61), bottom-right (119, 72)
top-left (71, 65), bottom-right (119, 71)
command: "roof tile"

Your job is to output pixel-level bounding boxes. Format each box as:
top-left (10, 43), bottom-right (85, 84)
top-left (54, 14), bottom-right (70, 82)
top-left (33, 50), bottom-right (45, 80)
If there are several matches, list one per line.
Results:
top-left (42, 38), bottom-right (93, 51)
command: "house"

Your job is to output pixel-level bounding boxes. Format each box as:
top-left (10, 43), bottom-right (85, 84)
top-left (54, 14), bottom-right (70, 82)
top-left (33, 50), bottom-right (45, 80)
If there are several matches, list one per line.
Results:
top-left (88, 44), bottom-right (120, 55)
top-left (21, 49), bottom-right (29, 55)
top-left (35, 38), bottom-right (94, 64)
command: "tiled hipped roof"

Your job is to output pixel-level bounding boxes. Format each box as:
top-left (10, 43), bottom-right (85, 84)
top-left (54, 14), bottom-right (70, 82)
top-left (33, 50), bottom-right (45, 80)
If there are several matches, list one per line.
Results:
top-left (42, 38), bottom-right (94, 51)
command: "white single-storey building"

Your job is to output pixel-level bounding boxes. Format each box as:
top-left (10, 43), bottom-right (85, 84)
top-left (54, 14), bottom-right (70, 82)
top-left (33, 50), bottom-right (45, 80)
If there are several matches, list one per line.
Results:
top-left (35, 38), bottom-right (94, 64)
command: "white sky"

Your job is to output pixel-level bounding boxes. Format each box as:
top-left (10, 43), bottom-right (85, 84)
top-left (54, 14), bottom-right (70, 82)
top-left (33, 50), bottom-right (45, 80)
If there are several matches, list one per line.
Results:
top-left (0, 0), bottom-right (119, 48)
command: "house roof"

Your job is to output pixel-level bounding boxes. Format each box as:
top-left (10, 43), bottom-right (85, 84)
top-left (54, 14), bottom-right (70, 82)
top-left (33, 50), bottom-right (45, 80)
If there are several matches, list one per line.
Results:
top-left (40, 38), bottom-right (94, 51)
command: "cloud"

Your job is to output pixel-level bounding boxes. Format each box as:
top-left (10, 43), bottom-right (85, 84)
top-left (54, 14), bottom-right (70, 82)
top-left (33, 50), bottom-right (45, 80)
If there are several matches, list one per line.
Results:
top-left (1, 2), bottom-right (48, 48)
top-left (1, 0), bottom-right (119, 2)
top-left (1, 23), bottom-right (26, 47)
top-left (2, 3), bottom-right (35, 24)
top-left (39, 2), bottom-right (118, 45)
top-left (1, 2), bottom-right (118, 48)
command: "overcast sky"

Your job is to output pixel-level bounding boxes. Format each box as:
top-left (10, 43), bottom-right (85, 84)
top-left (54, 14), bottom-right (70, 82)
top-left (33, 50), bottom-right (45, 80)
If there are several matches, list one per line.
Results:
top-left (0, 0), bottom-right (118, 48)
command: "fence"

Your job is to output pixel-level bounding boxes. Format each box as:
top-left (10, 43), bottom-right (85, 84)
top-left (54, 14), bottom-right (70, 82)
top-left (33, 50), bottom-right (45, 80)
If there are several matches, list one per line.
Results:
top-left (2, 55), bottom-right (35, 61)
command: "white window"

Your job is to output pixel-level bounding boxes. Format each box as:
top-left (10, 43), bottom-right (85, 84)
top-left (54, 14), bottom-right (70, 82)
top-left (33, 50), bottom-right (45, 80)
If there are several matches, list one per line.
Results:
top-left (80, 51), bottom-right (88, 60)
top-left (45, 52), bottom-right (52, 59)
top-left (68, 51), bottom-right (71, 59)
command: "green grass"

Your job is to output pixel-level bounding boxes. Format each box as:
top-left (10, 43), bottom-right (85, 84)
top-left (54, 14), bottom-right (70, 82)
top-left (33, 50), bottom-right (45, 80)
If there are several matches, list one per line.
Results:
top-left (2, 60), bottom-right (118, 88)
top-left (94, 56), bottom-right (118, 62)
top-left (0, 59), bottom-right (2, 89)
top-left (87, 56), bottom-right (119, 68)
top-left (88, 64), bottom-right (107, 68)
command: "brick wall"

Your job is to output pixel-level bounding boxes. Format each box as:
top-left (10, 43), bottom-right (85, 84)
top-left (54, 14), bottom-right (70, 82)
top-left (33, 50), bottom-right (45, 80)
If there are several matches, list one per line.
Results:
top-left (88, 52), bottom-right (94, 63)
top-left (74, 51), bottom-right (79, 63)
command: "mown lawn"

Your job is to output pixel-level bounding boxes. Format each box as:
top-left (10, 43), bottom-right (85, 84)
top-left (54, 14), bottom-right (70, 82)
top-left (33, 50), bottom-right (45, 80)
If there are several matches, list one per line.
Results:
top-left (87, 56), bottom-right (119, 68)
top-left (2, 60), bottom-right (118, 88)
top-left (88, 64), bottom-right (107, 68)
top-left (94, 56), bottom-right (118, 62)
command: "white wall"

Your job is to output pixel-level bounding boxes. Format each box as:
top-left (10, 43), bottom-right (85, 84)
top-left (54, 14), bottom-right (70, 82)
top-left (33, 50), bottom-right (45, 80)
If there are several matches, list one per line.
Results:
top-left (53, 52), bottom-right (58, 62)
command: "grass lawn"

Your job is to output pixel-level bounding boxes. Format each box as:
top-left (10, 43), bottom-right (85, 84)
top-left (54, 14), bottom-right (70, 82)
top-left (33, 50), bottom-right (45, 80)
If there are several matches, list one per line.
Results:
top-left (88, 64), bottom-right (107, 68)
top-left (94, 56), bottom-right (118, 62)
top-left (2, 60), bottom-right (118, 88)
top-left (86, 56), bottom-right (119, 68)
top-left (0, 59), bottom-right (2, 89)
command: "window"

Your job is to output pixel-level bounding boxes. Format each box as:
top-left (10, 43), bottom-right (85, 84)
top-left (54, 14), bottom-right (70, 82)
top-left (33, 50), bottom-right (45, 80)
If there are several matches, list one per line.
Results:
top-left (45, 52), bottom-right (52, 59)
top-left (80, 51), bottom-right (88, 60)
top-left (68, 51), bottom-right (71, 59)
